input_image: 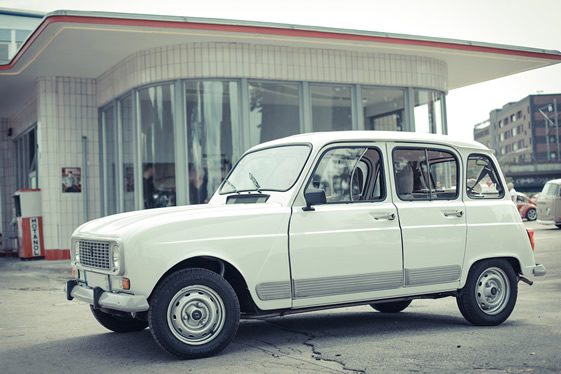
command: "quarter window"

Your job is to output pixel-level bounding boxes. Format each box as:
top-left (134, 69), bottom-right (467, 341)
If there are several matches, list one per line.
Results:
top-left (306, 147), bottom-right (384, 204)
top-left (466, 154), bottom-right (504, 199)
top-left (393, 148), bottom-right (458, 201)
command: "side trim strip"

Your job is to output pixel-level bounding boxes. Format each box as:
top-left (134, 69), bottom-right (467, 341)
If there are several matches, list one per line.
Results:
top-left (405, 265), bottom-right (461, 286)
top-left (293, 271), bottom-right (403, 299)
top-left (256, 281), bottom-right (292, 301)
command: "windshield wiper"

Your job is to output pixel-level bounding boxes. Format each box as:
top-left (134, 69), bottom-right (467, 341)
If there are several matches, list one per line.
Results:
top-left (248, 172), bottom-right (262, 193)
top-left (224, 179), bottom-right (239, 194)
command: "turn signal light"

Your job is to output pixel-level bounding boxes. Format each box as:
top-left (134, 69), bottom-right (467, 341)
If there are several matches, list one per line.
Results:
top-left (121, 278), bottom-right (130, 290)
top-left (526, 228), bottom-right (535, 251)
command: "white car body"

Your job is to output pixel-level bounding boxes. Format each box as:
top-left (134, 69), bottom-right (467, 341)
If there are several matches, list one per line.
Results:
top-left (68, 131), bottom-right (543, 316)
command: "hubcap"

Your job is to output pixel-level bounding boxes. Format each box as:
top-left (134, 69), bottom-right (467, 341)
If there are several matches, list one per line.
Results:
top-left (167, 285), bottom-right (226, 345)
top-left (475, 267), bottom-right (510, 315)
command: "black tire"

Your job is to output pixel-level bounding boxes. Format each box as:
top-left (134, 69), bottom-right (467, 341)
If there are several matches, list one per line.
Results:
top-left (90, 306), bottom-right (148, 333)
top-left (370, 300), bottom-right (412, 313)
top-left (555, 224), bottom-right (561, 229)
top-left (526, 208), bottom-right (537, 221)
top-left (148, 268), bottom-right (240, 359)
top-left (456, 259), bottom-right (517, 326)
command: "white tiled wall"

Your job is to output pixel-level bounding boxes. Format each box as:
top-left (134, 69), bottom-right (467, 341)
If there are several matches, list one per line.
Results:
top-left (97, 42), bottom-right (447, 106)
top-left (37, 77), bottom-right (100, 251)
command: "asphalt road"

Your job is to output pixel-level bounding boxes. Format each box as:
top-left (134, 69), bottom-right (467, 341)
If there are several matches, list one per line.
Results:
top-left (0, 221), bottom-right (559, 373)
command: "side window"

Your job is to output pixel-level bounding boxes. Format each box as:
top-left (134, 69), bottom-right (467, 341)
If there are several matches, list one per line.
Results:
top-left (466, 154), bottom-right (504, 199)
top-left (306, 147), bottom-right (384, 203)
top-left (393, 148), bottom-right (458, 201)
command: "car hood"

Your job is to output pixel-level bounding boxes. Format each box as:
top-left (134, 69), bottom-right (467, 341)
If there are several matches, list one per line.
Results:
top-left (73, 203), bottom-right (285, 239)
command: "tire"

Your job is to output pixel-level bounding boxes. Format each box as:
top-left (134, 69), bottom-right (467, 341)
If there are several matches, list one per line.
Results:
top-left (148, 268), bottom-right (240, 359)
top-left (90, 306), bottom-right (148, 333)
top-left (556, 224), bottom-right (561, 229)
top-left (456, 259), bottom-right (517, 326)
top-left (526, 208), bottom-right (537, 221)
top-left (370, 300), bottom-right (412, 313)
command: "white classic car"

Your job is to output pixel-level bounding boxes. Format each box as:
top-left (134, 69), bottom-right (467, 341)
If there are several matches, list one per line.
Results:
top-left (66, 131), bottom-right (545, 359)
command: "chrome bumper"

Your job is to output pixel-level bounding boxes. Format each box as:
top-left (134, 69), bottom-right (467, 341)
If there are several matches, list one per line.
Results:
top-left (533, 264), bottom-right (546, 277)
top-left (65, 280), bottom-right (149, 312)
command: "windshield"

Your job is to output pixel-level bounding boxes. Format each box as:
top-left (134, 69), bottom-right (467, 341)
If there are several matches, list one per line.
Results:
top-left (220, 145), bottom-right (311, 194)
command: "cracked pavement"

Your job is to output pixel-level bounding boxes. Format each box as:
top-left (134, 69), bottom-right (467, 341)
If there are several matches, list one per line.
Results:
top-left (0, 221), bottom-right (560, 373)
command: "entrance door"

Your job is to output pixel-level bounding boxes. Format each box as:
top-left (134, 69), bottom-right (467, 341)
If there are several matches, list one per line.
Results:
top-left (289, 145), bottom-right (404, 308)
top-left (389, 144), bottom-right (466, 289)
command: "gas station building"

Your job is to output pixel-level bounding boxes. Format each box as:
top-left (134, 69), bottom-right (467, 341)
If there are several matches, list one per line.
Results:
top-left (1, 10), bottom-right (560, 259)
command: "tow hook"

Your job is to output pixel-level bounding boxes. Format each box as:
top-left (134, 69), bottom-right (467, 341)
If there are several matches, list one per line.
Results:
top-left (519, 276), bottom-right (533, 286)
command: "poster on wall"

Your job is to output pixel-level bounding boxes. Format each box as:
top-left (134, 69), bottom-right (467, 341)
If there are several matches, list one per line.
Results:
top-left (62, 167), bottom-right (81, 193)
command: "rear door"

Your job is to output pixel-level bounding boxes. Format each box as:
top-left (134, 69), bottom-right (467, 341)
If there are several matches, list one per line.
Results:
top-left (388, 143), bottom-right (466, 289)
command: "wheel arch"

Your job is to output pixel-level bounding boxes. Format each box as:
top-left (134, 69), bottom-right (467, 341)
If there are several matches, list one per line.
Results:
top-left (148, 256), bottom-right (260, 315)
top-left (460, 256), bottom-right (522, 289)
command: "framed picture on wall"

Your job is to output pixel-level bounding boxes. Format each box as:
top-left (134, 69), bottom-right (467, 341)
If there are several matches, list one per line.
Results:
top-left (62, 167), bottom-right (81, 193)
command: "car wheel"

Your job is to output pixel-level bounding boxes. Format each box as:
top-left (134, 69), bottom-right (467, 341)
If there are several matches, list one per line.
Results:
top-left (526, 208), bottom-right (537, 221)
top-left (370, 300), bottom-right (412, 313)
top-left (90, 306), bottom-right (148, 332)
top-left (148, 268), bottom-right (240, 359)
top-left (456, 259), bottom-right (517, 326)
top-left (556, 224), bottom-right (561, 229)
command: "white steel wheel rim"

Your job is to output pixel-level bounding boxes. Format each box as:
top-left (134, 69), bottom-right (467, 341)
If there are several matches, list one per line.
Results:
top-left (475, 267), bottom-right (510, 315)
top-left (167, 285), bottom-right (226, 346)
top-left (527, 209), bottom-right (537, 220)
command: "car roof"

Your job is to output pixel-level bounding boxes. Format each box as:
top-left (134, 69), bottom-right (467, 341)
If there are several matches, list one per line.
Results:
top-left (248, 131), bottom-right (489, 153)
top-left (545, 179), bottom-right (561, 185)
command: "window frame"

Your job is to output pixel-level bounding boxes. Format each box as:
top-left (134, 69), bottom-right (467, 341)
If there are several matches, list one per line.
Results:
top-left (465, 153), bottom-right (505, 200)
top-left (392, 146), bottom-right (460, 202)
top-left (304, 144), bottom-right (387, 205)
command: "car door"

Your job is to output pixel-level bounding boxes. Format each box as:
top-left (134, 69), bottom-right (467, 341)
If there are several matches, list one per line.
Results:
top-left (388, 143), bottom-right (466, 289)
top-left (289, 144), bottom-right (404, 308)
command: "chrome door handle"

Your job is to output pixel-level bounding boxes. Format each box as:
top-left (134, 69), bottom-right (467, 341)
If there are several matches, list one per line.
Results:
top-left (442, 210), bottom-right (463, 218)
top-left (370, 212), bottom-right (396, 221)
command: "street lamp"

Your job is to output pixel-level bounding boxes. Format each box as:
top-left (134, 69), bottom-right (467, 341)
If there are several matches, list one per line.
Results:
top-left (537, 98), bottom-right (559, 161)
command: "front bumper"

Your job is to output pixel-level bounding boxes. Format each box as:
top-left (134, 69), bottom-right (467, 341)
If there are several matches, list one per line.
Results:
top-left (66, 280), bottom-right (149, 312)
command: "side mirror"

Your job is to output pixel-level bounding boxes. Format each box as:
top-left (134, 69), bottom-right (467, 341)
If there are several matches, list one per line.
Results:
top-left (303, 188), bottom-right (326, 211)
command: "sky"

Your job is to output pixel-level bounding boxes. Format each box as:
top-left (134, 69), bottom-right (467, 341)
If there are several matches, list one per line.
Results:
top-left (3, 0), bottom-right (561, 140)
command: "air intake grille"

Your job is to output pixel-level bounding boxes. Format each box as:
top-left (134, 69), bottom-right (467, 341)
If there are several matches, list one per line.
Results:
top-left (79, 240), bottom-right (111, 270)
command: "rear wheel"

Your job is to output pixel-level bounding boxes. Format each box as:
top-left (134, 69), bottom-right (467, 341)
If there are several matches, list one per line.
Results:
top-left (370, 300), bottom-right (412, 313)
top-left (90, 306), bottom-right (148, 333)
top-left (148, 268), bottom-right (240, 359)
top-left (456, 259), bottom-right (517, 326)
top-left (526, 208), bottom-right (537, 221)
top-left (556, 224), bottom-right (561, 229)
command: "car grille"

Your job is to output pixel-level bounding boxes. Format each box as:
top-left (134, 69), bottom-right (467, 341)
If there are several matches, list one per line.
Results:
top-left (79, 240), bottom-right (111, 270)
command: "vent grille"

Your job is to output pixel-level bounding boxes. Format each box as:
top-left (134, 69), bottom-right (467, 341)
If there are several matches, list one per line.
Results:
top-left (79, 240), bottom-right (111, 271)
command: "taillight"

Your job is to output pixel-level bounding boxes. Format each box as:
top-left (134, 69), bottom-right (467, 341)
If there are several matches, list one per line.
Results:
top-left (526, 228), bottom-right (535, 251)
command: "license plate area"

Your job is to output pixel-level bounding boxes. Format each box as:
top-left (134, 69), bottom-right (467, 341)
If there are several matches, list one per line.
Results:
top-left (84, 271), bottom-right (111, 291)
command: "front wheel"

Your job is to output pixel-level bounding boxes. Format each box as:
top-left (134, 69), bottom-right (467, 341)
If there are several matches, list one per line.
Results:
top-left (148, 268), bottom-right (240, 359)
top-left (456, 259), bottom-right (517, 326)
top-left (370, 300), bottom-right (412, 313)
top-left (526, 208), bottom-right (537, 221)
top-left (90, 306), bottom-right (148, 332)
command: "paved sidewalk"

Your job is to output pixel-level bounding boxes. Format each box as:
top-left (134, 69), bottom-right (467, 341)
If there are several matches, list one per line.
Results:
top-left (0, 256), bottom-right (72, 274)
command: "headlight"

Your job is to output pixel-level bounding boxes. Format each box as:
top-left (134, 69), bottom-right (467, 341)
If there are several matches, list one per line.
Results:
top-left (111, 243), bottom-right (121, 272)
top-left (74, 241), bottom-right (80, 264)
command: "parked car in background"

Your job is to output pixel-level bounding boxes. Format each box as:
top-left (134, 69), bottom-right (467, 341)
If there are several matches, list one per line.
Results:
top-left (515, 193), bottom-right (537, 221)
top-left (529, 193), bottom-right (540, 205)
top-left (537, 179), bottom-right (561, 228)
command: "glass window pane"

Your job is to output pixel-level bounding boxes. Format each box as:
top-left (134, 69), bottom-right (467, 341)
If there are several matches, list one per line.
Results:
top-left (185, 80), bottom-right (239, 204)
top-left (249, 81), bottom-right (300, 144)
top-left (311, 84), bottom-right (352, 132)
top-left (0, 44), bottom-right (9, 62)
top-left (102, 106), bottom-right (117, 214)
top-left (15, 30), bottom-right (30, 43)
top-left (414, 89), bottom-right (444, 134)
top-left (120, 95), bottom-right (135, 212)
top-left (307, 147), bottom-right (384, 203)
top-left (0, 29), bottom-right (10, 42)
top-left (362, 87), bottom-right (405, 131)
top-left (139, 84), bottom-right (176, 209)
top-left (427, 149), bottom-right (458, 200)
top-left (393, 148), bottom-right (430, 201)
top-left (466, 154), bottom-right (504, 199)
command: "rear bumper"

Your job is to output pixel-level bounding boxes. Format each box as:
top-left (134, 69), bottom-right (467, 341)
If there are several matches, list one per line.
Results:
top-left (533, 264), bottom-right (546, 277)
top-left (65, 280), bottom-right (149, 312)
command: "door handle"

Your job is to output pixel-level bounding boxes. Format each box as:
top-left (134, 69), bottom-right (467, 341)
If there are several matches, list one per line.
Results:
top-left (442, 210), bottom-right (463, 218)
top-left (370, 212), bottom-right (396, 221)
